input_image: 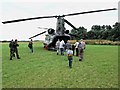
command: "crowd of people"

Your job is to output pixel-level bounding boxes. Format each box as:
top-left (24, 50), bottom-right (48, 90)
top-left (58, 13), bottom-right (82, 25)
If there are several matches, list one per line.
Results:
top-left (55, 39), bottom-right (86, 68)
top-left (9, 39), bottom-right (86, 69)
top-left (9, 39), bottom-right (34, 60)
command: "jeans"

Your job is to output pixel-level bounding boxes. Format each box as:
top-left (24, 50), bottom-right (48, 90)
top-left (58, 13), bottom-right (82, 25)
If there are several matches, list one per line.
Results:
top-left (60, 48), bottom-right (64, 55)
top-left (69, 59), bottom-right (72, 68)
top-left (76, 48), bottom-right (78, 56)
top-left (30, 48), bottom-right (33, 53)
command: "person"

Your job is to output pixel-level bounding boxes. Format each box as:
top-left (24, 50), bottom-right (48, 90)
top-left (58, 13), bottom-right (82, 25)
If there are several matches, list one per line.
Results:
top-left (9, 39), bottom-right (15, 60)
top-left (80, 39), bottom-right (86, 49)
top-left (59, 40), bottom-right (65, 55)
top-left (67, 48), bottom-right (73, 68)
top-left (13, 39), bottom-right (20, 59)
top-left (78, 39), bottom-right (86, 61)
top-left (72, 44), bottom-right (75, 56)
top-left (74, 40), bottom-right (79, 56)
top-left (65, 40), bottom-right (72, 52)
top-left (28, 39), bottom-right (33, 53)
top-left (55, 39), bottom-right (60, 55)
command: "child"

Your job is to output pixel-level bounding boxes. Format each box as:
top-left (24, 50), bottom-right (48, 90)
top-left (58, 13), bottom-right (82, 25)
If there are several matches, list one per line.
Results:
top-left (67, 48), bottom-right (73, 68)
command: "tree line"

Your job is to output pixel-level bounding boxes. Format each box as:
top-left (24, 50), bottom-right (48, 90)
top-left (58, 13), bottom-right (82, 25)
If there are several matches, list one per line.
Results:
top-left (70, 22), bottom-right (120, 41)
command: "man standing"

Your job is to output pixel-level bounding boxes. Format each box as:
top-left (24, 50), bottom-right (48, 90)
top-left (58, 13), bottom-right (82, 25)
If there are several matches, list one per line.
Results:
top-left (78, 39), bottom-right (86, 61)
top-left (13, 39), bottom-right (20, 59)
top-left (65, 40), bottom-right (72, 51)
top-left (80, 39), bottom-right (86, 49)
top-left (9, 39), bottom-right (15, 60)
top-left (55, 39), bottom-right (60, 55)
top-left (28, 39), bottom-right (33, 53)
top-left (74, 40), bottom-right (79, 56)
top-left (59, 40), bottom-right (65, 55)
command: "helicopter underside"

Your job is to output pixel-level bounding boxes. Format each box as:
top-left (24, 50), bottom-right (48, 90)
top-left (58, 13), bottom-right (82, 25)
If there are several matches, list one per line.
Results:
top-left (44, 35), bottom-right (71, 51)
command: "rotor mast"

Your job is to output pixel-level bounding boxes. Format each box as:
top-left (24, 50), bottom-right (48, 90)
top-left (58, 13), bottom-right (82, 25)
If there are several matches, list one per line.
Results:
top-left (56, 17), bottom-right (65, 35)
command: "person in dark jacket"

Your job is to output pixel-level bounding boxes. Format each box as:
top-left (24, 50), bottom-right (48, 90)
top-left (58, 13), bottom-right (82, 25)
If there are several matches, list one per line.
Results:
top-left (9, 39), bottom-right (15, 60)
top-left (13, 39), bottom-right (20, 59)
top-left (28, 39), bottom-right (33, 53)
top-left (9, 39), bottom-right (20, 60)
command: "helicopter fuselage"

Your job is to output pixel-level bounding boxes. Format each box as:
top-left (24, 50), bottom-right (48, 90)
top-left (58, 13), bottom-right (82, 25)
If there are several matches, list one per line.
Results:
top-left (43, 34), bottom-right (70, 50)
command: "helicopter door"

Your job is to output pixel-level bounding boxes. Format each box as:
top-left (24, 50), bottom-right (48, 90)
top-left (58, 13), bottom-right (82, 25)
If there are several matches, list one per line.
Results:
top-left (51, 35), bottom-right (71, 48)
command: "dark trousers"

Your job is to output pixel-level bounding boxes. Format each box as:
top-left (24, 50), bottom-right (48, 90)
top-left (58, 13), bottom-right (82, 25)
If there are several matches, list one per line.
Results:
top-left (10, 48), bottom-right (20, 59)
top-left (14, 48), bottom-right (20, 58)
top-left (60, 48), bottom-right (64, 55)
top-left (29, 47), bottom-right (33, 53)
top-left (10, 49), bottom-right (14, 59)
top-left (79, 49), bottom-right (84, 60)
top-left (69, 59), bottom-right (72, 68)
top-left (72, 50), bottom-right (74, 56)
top-left (76, 48), bottom-right (78, 56)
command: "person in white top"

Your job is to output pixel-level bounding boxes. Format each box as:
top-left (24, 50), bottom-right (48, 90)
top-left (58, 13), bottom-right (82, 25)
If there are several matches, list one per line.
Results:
top-left (55, 39), bottom-right (60, 55)
top-left (74, 40), bottom-right (79, 56)
top-left (59, 40), bottom-right (65, 55)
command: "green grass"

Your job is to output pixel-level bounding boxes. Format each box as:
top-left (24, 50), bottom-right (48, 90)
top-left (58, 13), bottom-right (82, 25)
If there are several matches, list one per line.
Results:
top-left (2, 42), bottom-right (118, 88)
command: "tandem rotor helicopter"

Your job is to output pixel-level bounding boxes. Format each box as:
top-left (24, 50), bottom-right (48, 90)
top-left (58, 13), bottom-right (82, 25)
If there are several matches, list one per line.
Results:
top-left (2, 8), bottom-right (117, 50)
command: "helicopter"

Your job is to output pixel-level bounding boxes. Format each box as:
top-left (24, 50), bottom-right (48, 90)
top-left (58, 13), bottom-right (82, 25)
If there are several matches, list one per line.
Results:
top-left (2, 8), bottom-right (117, 50)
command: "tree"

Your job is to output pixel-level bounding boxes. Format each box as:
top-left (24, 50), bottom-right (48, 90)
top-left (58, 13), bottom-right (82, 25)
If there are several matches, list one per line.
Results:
top-left (87, 30), bottom-right (95, 39)
top-left (70, 22), bottom-right (120, 41)
top-left (71, 26), bottom-right (87, 40)
top-left (111, 22), bottom-right (120, 41)
top-left (88, 25), bottom-right (102, 39)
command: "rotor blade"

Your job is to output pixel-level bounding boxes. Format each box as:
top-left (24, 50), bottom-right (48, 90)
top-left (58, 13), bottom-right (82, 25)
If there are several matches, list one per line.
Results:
top-left (2, 8), bottom-right (117, 24)
top-left (64, 8), bottom-right (117, 16)
top-left (64, 19), bottom-right (77, 30)
top-left (2, 15), bottom-right (57, 24)
top-left (29, 31), bottom-right (46, 39)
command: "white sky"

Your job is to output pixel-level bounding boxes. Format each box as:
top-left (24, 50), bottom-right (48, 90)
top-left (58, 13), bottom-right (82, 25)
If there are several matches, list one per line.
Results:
top-left (0, 0), bottom-right (119, 41)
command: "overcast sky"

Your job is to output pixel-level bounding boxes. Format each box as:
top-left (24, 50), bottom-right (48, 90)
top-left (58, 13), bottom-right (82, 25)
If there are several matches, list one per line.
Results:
top-left (0, 0), bottom-right (119, 41)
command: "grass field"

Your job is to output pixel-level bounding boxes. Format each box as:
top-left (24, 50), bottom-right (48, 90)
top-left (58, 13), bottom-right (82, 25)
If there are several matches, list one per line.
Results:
top-left (1, 42), bottom-right (118, 88)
